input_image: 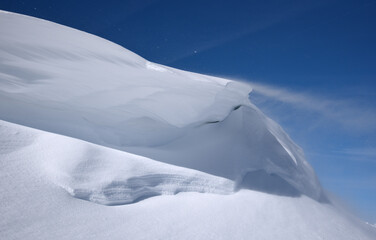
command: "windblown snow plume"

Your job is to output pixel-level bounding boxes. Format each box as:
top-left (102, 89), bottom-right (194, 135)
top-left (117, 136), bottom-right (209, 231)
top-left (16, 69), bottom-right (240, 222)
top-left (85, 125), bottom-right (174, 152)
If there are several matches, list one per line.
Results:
top-left (0, 11), bottom-right (375, 240)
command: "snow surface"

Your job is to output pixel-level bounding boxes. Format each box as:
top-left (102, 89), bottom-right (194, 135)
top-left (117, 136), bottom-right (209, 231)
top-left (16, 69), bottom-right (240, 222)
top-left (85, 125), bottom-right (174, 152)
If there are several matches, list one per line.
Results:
top-left (0, 120), bottom-right (234, 205)
top-left (0, 10), bottom-right (321, 201)
top-left (1, 120), bottom-right (375, 240)
top-left (0, 10), bottom-right (375, 239)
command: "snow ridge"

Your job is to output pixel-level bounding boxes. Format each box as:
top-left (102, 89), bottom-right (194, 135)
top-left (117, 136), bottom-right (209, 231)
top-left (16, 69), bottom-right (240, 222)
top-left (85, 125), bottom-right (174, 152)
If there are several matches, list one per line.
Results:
top-left (0, 10), bottom-right (322, 202)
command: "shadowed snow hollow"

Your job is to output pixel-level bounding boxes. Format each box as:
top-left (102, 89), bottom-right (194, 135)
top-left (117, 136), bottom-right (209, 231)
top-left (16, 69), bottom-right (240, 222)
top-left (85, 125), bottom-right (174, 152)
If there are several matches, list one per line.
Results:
top-left (0, 10), bottom-right (323, 202)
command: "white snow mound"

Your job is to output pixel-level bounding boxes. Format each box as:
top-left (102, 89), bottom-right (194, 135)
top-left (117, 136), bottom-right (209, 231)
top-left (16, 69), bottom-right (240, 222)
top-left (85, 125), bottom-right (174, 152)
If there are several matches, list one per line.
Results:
top-left (0, 10), bottom-right (323, 201)
top-left (0, 120), bottom-right (234, 205)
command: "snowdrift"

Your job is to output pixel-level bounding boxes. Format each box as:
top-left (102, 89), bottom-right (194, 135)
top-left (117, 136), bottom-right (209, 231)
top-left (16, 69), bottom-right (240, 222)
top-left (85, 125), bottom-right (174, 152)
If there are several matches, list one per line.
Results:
top-left (1, 119), bottom-right (375, 239)
top-left (1, 10), bottom-right (375, 240)
top-left (1, 120), bottom-right (234, 205)
top-left (0, 10), bottom-right (322, 201)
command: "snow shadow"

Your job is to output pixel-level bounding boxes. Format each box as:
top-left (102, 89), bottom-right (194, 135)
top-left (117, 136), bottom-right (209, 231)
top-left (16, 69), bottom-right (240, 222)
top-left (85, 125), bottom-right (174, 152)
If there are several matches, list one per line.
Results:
top-left (237, 170), bottom-right (301, 197)
top-left (70, 173), bottom-right (234, 206)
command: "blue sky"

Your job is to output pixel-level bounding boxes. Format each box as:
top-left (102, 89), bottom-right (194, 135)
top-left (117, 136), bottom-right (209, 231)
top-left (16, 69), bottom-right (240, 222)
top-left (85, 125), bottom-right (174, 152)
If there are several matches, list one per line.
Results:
top-left (1, 0), bottom-right (375, 221)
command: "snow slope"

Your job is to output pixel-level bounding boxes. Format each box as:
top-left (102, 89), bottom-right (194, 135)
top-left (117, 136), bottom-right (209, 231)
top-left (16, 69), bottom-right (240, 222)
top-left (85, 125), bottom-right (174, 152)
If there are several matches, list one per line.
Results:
top-left (1, 120), bottom-right (234, 205)
top-left (0, 10), bottom-right (321, 201)
top-left (0, 10), bottom-right (375, 239)
top-left (1, 120), bottom-right (375, 240)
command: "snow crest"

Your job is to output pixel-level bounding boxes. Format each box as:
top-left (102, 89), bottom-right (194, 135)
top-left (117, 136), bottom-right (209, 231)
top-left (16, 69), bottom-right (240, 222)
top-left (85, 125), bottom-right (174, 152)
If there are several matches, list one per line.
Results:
top-left (0, 10), bottom-right (324, 203)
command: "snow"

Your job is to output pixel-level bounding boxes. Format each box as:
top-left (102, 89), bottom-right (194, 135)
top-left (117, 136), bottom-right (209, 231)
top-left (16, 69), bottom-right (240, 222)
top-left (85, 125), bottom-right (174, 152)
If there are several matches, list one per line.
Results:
top-left (0, 10), bottom-right (375, 239)
top-left (146, 61), bottom-right (171, 72)
top-left (1, 120), bottom-right (234, 205)
top-left (366, 222), bottom-right (376, 228)
top-left (1, 120), bottom-right (375, 240)
top-left (0, 10), bottom-right (321, 201)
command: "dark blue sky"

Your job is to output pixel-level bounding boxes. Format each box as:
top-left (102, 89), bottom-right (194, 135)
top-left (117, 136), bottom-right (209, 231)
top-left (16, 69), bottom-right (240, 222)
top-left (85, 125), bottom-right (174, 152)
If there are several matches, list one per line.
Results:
top-left (1, 0), bottom-right (376, 222)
